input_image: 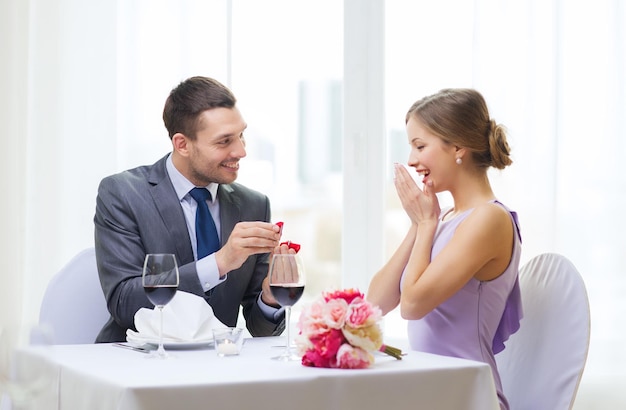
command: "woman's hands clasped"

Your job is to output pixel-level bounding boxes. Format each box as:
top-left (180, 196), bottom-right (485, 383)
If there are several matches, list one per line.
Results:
top-left (393, 164), bottom-right (441, 226)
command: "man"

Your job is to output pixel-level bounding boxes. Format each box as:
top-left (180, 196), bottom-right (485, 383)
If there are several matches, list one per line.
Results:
top-left (94, 76), bottom-right (285, 343)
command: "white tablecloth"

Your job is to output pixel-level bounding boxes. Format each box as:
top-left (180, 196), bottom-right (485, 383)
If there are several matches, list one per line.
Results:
top-left (13, 337), bottom-right (499, 410)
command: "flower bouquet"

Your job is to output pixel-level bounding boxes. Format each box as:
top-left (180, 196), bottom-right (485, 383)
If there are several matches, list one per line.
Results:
top-left (295, 288), bottom-right (402, 369)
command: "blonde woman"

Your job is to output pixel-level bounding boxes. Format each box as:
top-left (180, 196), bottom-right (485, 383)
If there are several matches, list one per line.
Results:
top-left (367, 89), bottom-right (522, 410)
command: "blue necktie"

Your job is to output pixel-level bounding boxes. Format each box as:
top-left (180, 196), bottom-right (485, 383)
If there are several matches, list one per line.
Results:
top-left (189, 188), bottom-right (220, 259)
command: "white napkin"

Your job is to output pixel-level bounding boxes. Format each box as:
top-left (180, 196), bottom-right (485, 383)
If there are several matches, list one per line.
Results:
top-left (126, 291), bottom-right (226, 345)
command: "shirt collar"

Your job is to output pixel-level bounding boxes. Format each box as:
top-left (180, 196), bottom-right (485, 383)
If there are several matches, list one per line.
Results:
top-left (166, 154), bottom-right (219, 203)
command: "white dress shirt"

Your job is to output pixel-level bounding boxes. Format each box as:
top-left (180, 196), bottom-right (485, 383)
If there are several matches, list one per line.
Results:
top-left (165, 154), bottom-right (280, 320)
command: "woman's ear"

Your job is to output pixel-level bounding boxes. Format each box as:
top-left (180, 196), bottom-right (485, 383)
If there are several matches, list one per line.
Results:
top-left (454, 146), bottom-right (467, 159)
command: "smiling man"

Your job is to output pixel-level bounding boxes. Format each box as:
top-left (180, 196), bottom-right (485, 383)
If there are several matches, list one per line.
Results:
top-left (93, 76), bottom-right (285, 343)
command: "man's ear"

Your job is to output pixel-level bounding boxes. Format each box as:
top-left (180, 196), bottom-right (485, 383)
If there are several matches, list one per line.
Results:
top-left (172, 133), bottom-right (190, 157)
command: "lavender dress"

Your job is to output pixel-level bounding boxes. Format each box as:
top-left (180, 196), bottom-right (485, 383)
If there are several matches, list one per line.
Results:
top-left (403, 200), bottom-right (522, 410)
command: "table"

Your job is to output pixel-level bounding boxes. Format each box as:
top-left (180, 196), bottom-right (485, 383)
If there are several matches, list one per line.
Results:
top-left (13, 337), bottom-right (499, 410)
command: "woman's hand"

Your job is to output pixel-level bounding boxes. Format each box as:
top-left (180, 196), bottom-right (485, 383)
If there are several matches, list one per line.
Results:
top-left (394, 164), bottom-right (440, 225)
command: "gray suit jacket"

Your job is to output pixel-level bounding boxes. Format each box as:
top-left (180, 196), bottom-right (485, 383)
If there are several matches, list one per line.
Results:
top-left (94, 155), bottom-right (284, 343)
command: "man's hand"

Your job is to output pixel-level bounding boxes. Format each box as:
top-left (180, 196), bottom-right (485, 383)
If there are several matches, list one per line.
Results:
top-left (215, 221), bottom-right (281, 276)
top-left (261, 244), bottom-right (298, 308)
top-left (260, 276), bottom-right (281, 307)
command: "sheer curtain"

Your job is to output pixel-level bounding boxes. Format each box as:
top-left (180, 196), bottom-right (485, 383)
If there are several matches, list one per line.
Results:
top-left (383, 0), bottom-right (626, 407)
top-left (0, 0), bottom-right (232, 339)
top-left (1, 0), bottom-right (120, 341)
top-left (1, 0), bottom-right (624, 408)
top-left (0, 0), bottom-right (344, 333)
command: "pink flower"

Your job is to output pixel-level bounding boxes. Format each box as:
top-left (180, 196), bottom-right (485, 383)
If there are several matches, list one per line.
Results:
top-left (345, 298), bottom-right (382, 328)
top-left (336, 343), bottom-right (374, 369)
top-left (323, 288), bottom-right (364, 304)
top-left (297, 288), bottom-right (402, 369)
top-left (322, 297), bottom-right (349, 329)
top-left (301, 329), bottom-right (345, 368)
top-left (302, 348), bottom-right (332, 368)
top-left (298, 299), bottom-right (327, 337)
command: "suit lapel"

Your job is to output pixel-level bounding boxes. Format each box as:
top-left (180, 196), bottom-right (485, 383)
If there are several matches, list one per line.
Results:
top-left (217, 184), bottom-right (241, 246)
top-left (148, 156), bottom-right (195, 264)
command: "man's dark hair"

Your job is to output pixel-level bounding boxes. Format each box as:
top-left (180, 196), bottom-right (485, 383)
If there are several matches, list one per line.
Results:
top-left (163, 76), bottom-right (237, 140)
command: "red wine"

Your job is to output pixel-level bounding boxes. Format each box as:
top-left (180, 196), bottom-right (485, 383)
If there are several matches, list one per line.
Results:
top-left (144, 286), bottom-right (177, 306)
top-left (270, 285), bottom-right (305, 307)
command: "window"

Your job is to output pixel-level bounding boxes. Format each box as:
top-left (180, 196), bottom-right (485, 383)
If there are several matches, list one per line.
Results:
top-left (230, 0), bottom-right (344, 303)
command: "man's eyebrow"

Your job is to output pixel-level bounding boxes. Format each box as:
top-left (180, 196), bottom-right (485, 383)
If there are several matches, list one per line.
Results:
top-left (214, 125), bottom-right (247, 141)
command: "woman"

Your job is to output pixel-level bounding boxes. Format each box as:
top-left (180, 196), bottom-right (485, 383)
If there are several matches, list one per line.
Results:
top-left (367, 88), bottom-right (522, 410)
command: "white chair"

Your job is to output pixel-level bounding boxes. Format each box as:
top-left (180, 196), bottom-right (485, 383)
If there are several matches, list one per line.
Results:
top-left (496, 253), bottom-right (591, 410)
top-left (38, 248), bottom-right (110, 344)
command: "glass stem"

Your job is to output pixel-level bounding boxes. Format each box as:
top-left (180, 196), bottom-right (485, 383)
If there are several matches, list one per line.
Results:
top-left (285, 306), bottom-right (292, 355)
top-left (158, 306), bottom-right (165, 354)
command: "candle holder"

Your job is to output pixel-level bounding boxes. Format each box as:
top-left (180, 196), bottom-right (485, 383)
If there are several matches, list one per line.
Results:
top-left (212, 328), bottom-right (244, 357)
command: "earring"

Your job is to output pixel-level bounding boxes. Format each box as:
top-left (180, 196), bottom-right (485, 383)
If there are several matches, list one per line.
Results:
top-left (456, 157), bottom-right (463, 165)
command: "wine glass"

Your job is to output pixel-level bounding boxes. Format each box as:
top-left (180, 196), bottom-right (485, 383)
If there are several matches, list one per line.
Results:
top-left (142, 253), bottom-right (179, 359)
top-left (268, 253), bottom-right (306, 361)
